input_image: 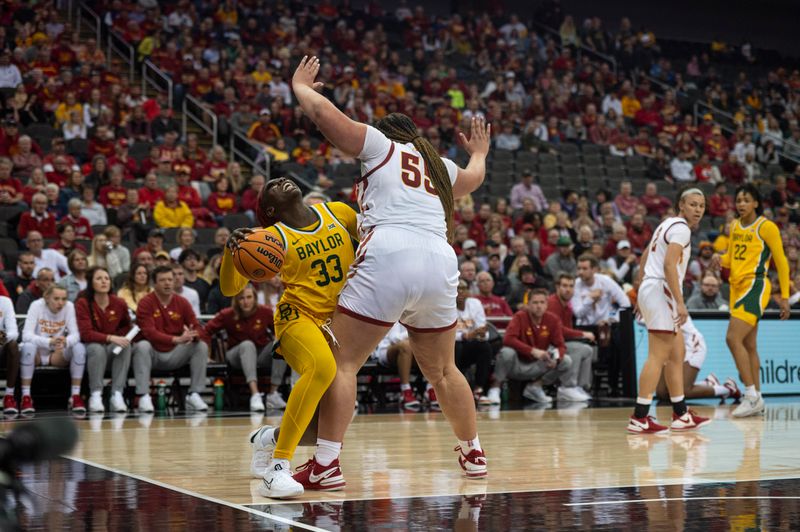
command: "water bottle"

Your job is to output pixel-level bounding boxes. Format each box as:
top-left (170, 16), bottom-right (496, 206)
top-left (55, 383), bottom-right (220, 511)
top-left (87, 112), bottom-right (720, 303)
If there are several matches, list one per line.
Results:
top-left (156, 380), bottom-right (167, 412)
top-left (214, 379), bottom-right (225, 411)
top-left (501, 381), bottom-right (509, 404)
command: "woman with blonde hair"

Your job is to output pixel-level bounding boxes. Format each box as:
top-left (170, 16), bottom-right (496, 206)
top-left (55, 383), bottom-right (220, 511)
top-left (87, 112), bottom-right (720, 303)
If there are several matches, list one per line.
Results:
top-left (169, 227), bottom-right (196, 262)
top-left (88, 233), bottom-right (124, 278)
top-left (116, 262), bottom-right (152, 314)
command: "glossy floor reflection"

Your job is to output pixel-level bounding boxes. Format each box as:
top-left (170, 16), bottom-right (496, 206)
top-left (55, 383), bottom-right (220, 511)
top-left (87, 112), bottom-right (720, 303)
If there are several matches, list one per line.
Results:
top-left (9, 400), bottom-right (800, 530)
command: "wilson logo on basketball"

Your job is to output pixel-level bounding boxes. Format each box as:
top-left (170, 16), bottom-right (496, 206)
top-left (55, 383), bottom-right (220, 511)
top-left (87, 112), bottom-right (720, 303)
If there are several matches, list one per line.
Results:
top-left (256, 246), bottom-right (283, 267)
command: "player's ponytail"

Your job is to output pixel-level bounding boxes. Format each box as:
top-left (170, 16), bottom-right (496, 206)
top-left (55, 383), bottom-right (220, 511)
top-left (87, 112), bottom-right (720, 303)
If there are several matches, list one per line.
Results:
top-left (374, 113), bottom-right (455, 242)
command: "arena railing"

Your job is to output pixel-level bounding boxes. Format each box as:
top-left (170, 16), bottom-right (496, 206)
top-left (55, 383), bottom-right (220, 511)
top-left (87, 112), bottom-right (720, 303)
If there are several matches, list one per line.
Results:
top-left (229, 129), bottom-right (271, 179)
top-left (107, 30), bottom-right (135, 82)
top-left (530, 19), bottom-right (618, 77)
top-left (75, 2), bottom-right (101, 47)
top-left (693, 100), bottom-right (800, 167)
top-left (142, 60), bottom-right (174, 110)
top-left (182, 94), bottom-right (218, 145)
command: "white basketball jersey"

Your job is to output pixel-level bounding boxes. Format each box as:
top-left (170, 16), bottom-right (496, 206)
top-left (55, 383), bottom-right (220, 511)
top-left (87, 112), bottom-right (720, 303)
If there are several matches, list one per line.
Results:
top-left (643, 216), bottom-right (692, 285)
top-left (355, 126), bottom-right (458, 239)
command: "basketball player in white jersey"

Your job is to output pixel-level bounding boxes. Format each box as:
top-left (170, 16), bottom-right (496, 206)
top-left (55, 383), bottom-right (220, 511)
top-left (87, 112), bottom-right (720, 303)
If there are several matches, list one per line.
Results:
top-left (628, 186), bottom-right (711, 434)
top-left (289, 56), bottom-right (489, 488)
top-left (654, 316), bottom-right (741, 402)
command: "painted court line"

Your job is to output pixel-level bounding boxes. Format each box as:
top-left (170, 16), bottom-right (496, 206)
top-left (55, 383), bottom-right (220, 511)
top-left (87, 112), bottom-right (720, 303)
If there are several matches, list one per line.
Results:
top-left (65, 456), bottom-right (327, 532)
top-left (565, 496), bottom-right (800, 507)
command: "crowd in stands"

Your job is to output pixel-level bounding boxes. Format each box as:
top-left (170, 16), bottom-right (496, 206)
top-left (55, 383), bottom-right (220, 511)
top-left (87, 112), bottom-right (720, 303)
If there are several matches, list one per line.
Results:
top-left (0, 1), bottom-right (798, 411)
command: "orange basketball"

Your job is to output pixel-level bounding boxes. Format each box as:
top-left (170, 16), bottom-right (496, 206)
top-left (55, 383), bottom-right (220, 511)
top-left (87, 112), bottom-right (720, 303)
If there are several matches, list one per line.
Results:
top-left (232, 229), bottom-right (285, 282)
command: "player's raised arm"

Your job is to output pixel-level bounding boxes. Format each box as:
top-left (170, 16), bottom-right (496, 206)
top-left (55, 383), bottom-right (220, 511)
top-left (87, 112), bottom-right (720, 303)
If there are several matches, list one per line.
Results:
top-left (292, 56), bottom-right (367, 158)
top-left (453, 116), bottom-right (491, 199)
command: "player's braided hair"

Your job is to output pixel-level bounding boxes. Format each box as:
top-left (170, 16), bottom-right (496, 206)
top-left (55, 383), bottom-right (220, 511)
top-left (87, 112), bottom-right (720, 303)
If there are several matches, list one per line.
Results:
top-left (374, 113), bottom-right (455, 242)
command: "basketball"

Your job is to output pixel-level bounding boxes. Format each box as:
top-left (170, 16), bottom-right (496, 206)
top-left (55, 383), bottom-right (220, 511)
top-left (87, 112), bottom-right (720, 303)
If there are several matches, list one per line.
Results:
top-left (232, 229), bottom-right (285, 282)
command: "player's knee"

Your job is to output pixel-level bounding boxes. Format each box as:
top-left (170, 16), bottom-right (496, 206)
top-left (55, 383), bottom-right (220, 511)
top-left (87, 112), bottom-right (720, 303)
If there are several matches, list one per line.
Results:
top-left (311, 354), bottom-right (337, 388)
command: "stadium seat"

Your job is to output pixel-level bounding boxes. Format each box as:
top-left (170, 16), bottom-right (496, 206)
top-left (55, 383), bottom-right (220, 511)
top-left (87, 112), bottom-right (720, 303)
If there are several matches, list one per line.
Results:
top-left (222, 213), bottom-right (251, 231)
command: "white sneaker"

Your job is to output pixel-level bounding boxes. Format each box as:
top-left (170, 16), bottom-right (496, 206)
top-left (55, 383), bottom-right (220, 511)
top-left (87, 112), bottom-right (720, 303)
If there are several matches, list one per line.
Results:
top-left (88, 393), bottom-right (105, 413)
top-left (522, 383), bottom-right (552, 403)
top-left (577, 388), bottom-right (592, 401)
top-left (110, 392), bottom-right (127, 412)
top-left (732, 395), bottom-right (763, 418)
top-left (265, 391), bottom-right (287, 409)
top-left (249, 425), bottom-right (275, 478)
top-left (557, 386), bottom-right (588, 402)
top-left (704, 373), bottom-right (720, 387)
top-left (258, 461), bottom-right (304, 499)
top-left (186, 392), bottom-right (208, 411)
top-left (484, 388), bottom-right (501, 405)
top-left (138, 394), bottom-right (154, 413)
top-left (250, 394), bottom-right (266, 412)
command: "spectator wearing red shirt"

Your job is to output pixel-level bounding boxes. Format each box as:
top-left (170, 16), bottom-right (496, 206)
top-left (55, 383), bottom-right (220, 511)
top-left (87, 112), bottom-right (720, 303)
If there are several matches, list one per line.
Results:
top-left (709, 182), bottom-right (734, 219)
top-left (133, 266), bottom-right (209, 412)
top-left (63, 200), bottom-right (94, 240)
top-left (241, 174), bottom-right (264, 220)
top-left (483, 289), bottom-right (584, 404)
top-left (175, 169), bottom-right (201, 208)
top-left (138, 146), bottom-right (162, 177)
top-left (75, 267), bottom-right (133, 412)
top-left (18, 193), bottom-right (57, 240)
top-left (547, 274), bottom-right (595, 392)
top-left (49, 223), bottom-right (88, 256)
top-left (207, 176), bottom-right (238, 222)
top-left (106, 139), bottom-right (138, 180)
top-left (625, 213), bottom-right (653, 255)
top-left (247, 109), bottom-right (282, 146)
top-left (704, 126), bottom-right (729, 161)
top-left (203, 284), bottom-right (285, 412)
top-left (88, 126), bottom-right (115, 160)
top-left (720, 152), bottom-right (746, 184)
top-left (474, 272), bottom-right (513, 318)
top-left (693, 153), bottom-right (719, 182)
top-left (458, 205), bottom-right (486, 249)
top-left (0, 156), bottom-right (24, 205)
top-left (639, 182), bottom-right (672, 218)
top-left (98, 167), bottom-right (128, 208)
top-left (138, 171), bottom-right (165, 209)
top-left (614, 181), bottom-right (642, 217)
top-left (633, 95), bottom-right (663, 130)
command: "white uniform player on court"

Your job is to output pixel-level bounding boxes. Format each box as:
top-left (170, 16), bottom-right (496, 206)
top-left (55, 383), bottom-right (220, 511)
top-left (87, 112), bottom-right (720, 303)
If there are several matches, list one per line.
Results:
top-left (628, 187), bottom-right (711, 434)
top-left (288, 56), bottom-right (490, 492)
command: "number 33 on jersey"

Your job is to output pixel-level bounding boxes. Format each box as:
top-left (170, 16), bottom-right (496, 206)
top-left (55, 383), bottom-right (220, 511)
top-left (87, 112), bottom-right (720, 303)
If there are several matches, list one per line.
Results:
top-left (221, 202), bottom-right (358, 319)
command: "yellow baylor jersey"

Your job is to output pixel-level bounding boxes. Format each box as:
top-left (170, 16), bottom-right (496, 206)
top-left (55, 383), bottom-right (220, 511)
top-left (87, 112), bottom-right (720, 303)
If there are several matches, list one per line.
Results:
top-left (721, 216), bottom-right (790, 298)
top-left (221, 201), bottom-right (359, 318)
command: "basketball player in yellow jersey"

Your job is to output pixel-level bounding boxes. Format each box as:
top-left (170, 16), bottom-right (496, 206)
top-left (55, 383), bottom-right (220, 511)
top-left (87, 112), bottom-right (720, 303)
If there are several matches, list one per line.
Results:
top-left (713, 184), bottom-right (790, 418)
top-left (220, 176), bottom-right (358, 498)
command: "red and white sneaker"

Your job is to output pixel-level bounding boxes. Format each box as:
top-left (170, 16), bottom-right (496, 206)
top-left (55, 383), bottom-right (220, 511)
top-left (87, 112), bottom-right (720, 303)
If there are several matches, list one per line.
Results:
top-left (724, 378), bottom-right (742, 402)
top-left (626, 415), bottom-right (669, 434)
top-left (3, 395), bottom-right (18, 415)
top-left (69, 395), bottom-right (87, 414)
top-left (292, 457), bottom-right (346, 491)
top-left (670, 409), bottom-right (711, 431)
top-left (455, 446), bottom-right (487, 479)
top-left (401, 388), bottom-right (420, 410)
top-left (20, 395), bottom-right (35, 414)
top-left (427, 387), bottom-right (441, 412)
top-left (704, 373), bottom-right (720, 387)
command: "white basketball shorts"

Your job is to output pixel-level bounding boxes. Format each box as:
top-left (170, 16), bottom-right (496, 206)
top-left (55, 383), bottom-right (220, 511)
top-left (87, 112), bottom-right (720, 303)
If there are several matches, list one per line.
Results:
top-left (638, 278), bottom-right (678, 334)
top-left (337, 225), bottom-right (458, 331)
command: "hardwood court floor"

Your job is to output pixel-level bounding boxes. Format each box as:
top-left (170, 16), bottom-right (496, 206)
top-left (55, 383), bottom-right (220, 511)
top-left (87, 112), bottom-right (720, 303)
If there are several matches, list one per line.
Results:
top-left (67, 401), bottom-right (800, 507)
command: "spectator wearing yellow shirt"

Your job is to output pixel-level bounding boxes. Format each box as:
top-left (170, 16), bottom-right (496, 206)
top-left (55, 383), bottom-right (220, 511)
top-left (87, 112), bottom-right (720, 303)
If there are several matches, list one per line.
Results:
top-left (251, 60), bottom-right (272, 87)
top-left (154, 185), bottom-right (194, 228)
top-left (54, 92), bottom-right (83, 127)
top-left (621, 86), bottom-right (641, 119)
top-left (215, 0), bottom-right (239, 26)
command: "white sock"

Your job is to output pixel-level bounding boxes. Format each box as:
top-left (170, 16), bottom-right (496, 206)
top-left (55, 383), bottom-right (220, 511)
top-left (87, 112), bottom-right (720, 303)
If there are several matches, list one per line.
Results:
top-left (745, 385), bottom-right (757, 398)
top-left (400, 383), bottom-right (411, 391)
top-left (21, 386), bottom-right (30, 397)
top-left (256, 427), bottom-right (276, 448)
top-left (425, 383), bottom-right (433, 391)
top-left (314, 438), bottom-right (342, 466)
top-left (458, 435), bottom-right (482, 453)
top-left (268, 458), bottom-right (290, 472)
top-left (5, 387), bottom-right (13, 397)
top-left (71, 386), bottom-right (81, 396)
top-left (713, 384), bottom-right (730, 397)
top-left (669, 395), bottom-right (685, 403)
top-left (636, 396), bottom-right (653, 405)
